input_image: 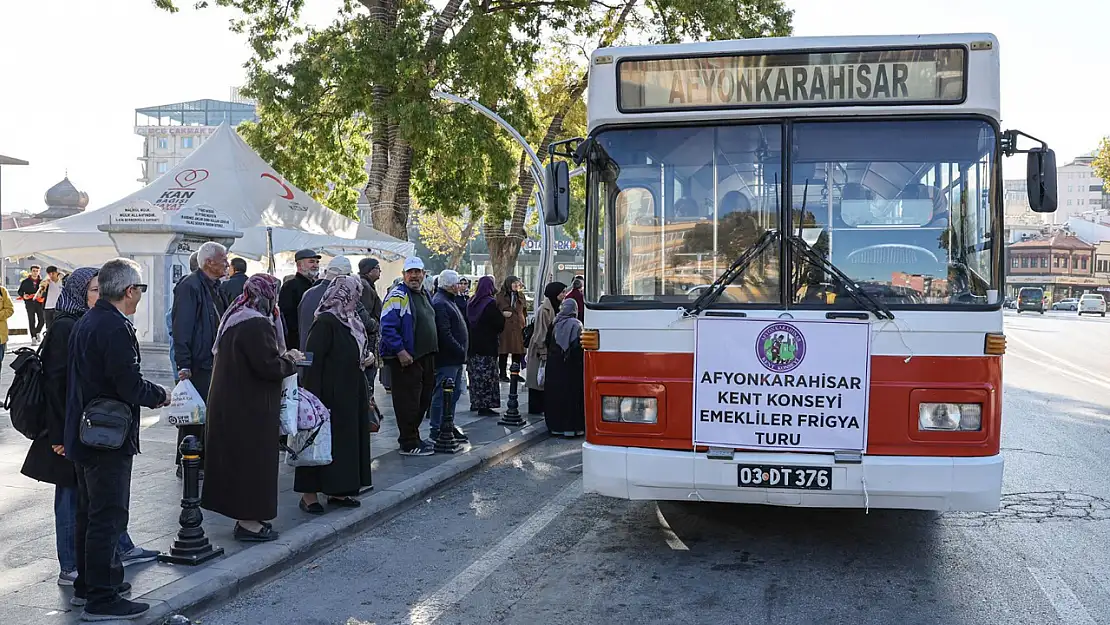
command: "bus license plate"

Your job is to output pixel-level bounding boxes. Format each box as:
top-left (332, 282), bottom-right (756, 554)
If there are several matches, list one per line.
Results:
top-left (737, 465), bottom-right (832, 490)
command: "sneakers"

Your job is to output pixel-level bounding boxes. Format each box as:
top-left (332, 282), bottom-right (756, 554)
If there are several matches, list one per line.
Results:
top-left (399, 442), bottom-right (435, 457)
top-left (71, 582), bottom-right (131, 607)
top-left (58, 570), bottom-right (78, 586)
top-left (120, 546), bottom-right (160, 567)
top-left (452, 427), bottom-right (469, 442)
top-left (80, 597), bottom-right (149, 621)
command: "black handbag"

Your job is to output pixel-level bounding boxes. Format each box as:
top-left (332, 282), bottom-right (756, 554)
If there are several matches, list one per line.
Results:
top-left (79, 397), bottom-right (133, 451)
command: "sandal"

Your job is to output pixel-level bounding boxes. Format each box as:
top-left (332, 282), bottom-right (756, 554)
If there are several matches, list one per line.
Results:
top-left (327, 496), bottom-right (362, 508)
top-left (299, 499), bottom-right (325, 515)
top-left (234, 523), bottom-right (279, 542)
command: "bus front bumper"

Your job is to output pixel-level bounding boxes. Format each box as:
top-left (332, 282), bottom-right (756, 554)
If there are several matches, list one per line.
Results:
top-left (582, 443), bottom-right (1003, 512)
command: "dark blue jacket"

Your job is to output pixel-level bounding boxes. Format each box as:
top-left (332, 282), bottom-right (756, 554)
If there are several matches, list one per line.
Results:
top-left (432, 288), bottom-right (468, 366)
top-left (64, 300), bottom-right (168, 462)
top-left (171, 270), bottom-right (227, 373)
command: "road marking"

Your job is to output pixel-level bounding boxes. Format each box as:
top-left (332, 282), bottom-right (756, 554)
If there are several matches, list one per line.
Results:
top-left (1006, 350), bottom-right (1110, 394)
top-left (407, 477), bottom-right (583, 625)
top-left (1027, 567), bottom-right (1097, 625)
top-left (1008, 333), bottom-right (1110, 388)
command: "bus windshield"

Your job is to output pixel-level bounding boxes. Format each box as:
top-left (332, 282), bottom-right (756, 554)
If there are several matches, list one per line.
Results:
top-left (588, 118), bottom-right (998, 308)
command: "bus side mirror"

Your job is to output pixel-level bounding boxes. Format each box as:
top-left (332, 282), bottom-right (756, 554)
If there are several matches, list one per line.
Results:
top-left (544, 160), bottom-right (570, 226)
top-left (1027, 148), bottom-right (1058, 213)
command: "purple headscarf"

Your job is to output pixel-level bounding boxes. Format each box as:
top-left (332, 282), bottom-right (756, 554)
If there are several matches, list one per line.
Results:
top-left (466, 276), bottom-right (497, 326)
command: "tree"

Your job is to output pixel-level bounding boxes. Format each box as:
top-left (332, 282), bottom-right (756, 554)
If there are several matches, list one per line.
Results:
top-left (1093, 136), bottom-right (1110, 192)
top-left (158, 0), bottom-right (793, 278)
top-left (413, 207), bottom-right (480, 269)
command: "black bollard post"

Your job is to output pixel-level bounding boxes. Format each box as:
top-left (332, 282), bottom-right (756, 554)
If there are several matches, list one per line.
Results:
top-left (158, 435), bottom-right (224, 566)
top-left (434, 377), bottom-right (462, 453)
top-left (498, 362), bottom-right (526, 427)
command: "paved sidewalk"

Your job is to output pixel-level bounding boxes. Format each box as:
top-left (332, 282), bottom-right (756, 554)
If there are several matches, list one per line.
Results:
top-left (0, 340), bottom-right (546, 624)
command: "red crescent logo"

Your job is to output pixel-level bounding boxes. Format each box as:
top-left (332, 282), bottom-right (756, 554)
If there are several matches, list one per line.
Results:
top-left (261, 173), bottom-right (294, 200)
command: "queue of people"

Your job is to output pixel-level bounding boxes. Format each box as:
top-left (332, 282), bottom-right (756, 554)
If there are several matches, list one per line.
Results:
top-left (15, 243), bottom-right (586, 621)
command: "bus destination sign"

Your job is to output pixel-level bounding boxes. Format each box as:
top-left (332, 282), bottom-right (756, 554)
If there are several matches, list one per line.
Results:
top-left (618, 47), bottom-right (966, 111)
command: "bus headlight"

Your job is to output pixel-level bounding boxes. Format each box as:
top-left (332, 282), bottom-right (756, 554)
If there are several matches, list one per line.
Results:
top-left (918, 403), bottom-right (982, 431)
top-left (601, 396), bottom-right (658, 424)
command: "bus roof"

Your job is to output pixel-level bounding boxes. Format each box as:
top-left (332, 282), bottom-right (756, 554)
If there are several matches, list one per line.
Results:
top-left (587, 33), bottom-right (1000, 131)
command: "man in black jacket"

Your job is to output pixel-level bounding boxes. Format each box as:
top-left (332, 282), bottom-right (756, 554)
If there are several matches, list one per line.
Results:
top-left (358, 258), bottom-right (383, 394)
top-left (278, 248), bottom-right (320, 351)
top-left (428, 270), bottom-right (468, 443)
top-left (170, 241), bottom-right (230, 474)
top-left (220, 257), bottom-right (248, 302)
top-left (64, 258), bottom-right (169, 621)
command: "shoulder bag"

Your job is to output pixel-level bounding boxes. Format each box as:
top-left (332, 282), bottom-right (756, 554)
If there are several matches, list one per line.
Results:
top-left (79, 397), bottom-right (133, 451)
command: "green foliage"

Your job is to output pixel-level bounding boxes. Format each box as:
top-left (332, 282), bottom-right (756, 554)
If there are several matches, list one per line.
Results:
top-left (1093, 137), bottom-right (1110, 193)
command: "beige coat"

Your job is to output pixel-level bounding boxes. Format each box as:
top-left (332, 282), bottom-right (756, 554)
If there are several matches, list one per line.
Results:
top-left (525, 299), bottom-right (556, 390)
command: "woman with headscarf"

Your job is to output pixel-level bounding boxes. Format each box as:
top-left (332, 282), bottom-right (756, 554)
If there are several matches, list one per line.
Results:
top-left (525, 281), bottom-right (566, 415)
top-left (543, 298), bottom-right (585, 436)
top-left (295, 275), bottom-right (374, 513)
top-left (21, 268), bottom-right (152, 583)
top-left (466, 276), bottom-right (505, 416)
top-left (495, 276), bottom-right (527, 381)
top-left (202, 274), bottom-right (301, 541)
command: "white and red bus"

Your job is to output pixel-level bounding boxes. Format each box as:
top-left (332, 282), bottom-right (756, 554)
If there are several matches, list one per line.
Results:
top-left (543, 33), bottom-right (1058, 512)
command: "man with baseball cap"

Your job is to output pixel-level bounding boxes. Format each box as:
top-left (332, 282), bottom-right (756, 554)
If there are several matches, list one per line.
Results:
top-left (380, 257), bottom-right (439, 456)
top-left (278, 249), bottom-right (320, 350)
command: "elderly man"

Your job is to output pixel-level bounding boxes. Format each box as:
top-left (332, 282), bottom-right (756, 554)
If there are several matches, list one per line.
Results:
top-left (428, 270), bottom-right (468, 443)
top-left (171, 241), bottom-right (230, 476)
top-left (279, 249), bottom-right (321, 350)
top-left (65, 258), bottom-right (170, 621)
top-left (380, 257), bottom-right (439, 456)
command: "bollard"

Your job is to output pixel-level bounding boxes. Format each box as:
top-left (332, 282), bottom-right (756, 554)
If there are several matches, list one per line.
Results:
top-left (434, 377), bottom-right (462, 453)
top-left (158, 435), bottom-right (225, 566)
top-left (498, 362), bottom-right (526, 427)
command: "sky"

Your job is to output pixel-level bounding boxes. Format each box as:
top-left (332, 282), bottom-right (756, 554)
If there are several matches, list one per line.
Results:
top-left (0, 0), bottom-right (1106, 218)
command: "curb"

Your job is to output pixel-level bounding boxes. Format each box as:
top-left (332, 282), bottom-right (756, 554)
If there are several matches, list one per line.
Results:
top-left (138, 420), bottom-right (550, 624)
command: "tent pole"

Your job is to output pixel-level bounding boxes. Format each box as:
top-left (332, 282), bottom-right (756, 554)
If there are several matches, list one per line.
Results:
top-left (265, 227), bottom-right (275, 275)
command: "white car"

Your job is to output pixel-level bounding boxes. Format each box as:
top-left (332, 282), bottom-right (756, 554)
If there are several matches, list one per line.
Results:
top-left (1078, 293), bottom-right (1107, 317)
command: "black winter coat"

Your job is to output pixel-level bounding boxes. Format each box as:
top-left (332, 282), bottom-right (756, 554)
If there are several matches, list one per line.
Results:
top-left (172, 270), bottom-right (228, 373)
top-left (64, 300), bottom-right (167, 464)
top-left (21, 312), bottom-right (80, 487)
top-left (467, 303), bottom-right (505, 358)
top-left (433, 288), bottom-right (468, 366)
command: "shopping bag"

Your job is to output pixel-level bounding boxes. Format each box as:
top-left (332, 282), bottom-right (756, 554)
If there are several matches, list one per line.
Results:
top-left (537, 362), bottom-right (546, 386)
top-left (162, 380), bottom-right (206, 427)
top-left (298, 388), bottom-right (330, 431)
top-left (279, 375), bottom-right (300, 436)
top-left (284, 419), bottom-right (332, 467)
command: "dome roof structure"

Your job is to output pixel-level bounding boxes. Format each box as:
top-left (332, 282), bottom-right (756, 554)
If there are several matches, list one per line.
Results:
top-left (40, 176), bottom-right (89, 219)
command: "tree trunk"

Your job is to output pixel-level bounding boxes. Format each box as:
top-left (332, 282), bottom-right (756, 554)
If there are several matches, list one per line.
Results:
top-left (488, 238), bottom-right (522, 286)
top-left (448, 215), bottom-right (479, 269)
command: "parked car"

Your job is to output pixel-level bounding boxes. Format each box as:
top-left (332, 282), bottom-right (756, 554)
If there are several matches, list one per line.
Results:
top-left (1078, 293), bottom-right (1107, 317)
top-left (1052, 298), bottom-right (1079, 311)
top-left (1016, 287), bottom-right (1045, 314)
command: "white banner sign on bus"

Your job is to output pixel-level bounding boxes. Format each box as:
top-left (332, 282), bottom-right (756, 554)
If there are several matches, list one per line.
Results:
top-left (693, 317), bottom-right (871, 452)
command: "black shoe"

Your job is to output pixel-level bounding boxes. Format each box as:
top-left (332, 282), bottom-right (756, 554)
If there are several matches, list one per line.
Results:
top-left (452, 427), bottom-right (469, 442)
top-left (71, 582), bottom-right (131, 607)
top-left (234, 522), bottom-right (280, 542)
top-left (299, 499), bottom-right (325, 515)
top-left (327, 496), bottom-right (361, 508)
top-left (477, 408), bottom-right (500, 416)
top-left (80, 597), bottom-right (149, 621)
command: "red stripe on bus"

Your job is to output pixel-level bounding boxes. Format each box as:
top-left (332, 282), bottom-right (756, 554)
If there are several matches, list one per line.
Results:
top-left (584, 351), bottom-right (1001, 457)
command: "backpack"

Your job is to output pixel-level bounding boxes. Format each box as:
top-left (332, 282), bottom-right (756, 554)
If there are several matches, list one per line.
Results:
top-left (5, 343), bottom-right (49, 440)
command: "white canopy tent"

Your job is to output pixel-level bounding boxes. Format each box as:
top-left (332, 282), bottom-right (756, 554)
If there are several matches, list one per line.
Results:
top-left (0, 123), bottom-right (413, 268)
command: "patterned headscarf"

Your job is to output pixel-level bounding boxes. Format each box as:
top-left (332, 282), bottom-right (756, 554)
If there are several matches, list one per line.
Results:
top-left (54, 267), bottom-right (99, 317)
top-left (212, 274), bottom-right (286, 355)
top-left (316, 275), bottom-right (370, 366)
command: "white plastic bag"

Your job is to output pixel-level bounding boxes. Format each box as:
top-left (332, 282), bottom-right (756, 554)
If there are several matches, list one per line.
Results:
top-left (285, 419), bottom-right (332, 467)
top-left (537, 362), bottom-right (546, 386)
top-left (279, 375), bottom-right (300, 436)
top-left (162, 380), bottom-right (206, 427)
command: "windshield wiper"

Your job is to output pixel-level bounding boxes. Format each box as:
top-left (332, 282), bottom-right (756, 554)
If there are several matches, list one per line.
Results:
top-left (684, 229), bottom-right (780, 317)
top-left (785, 234), bottom-right (895, 320)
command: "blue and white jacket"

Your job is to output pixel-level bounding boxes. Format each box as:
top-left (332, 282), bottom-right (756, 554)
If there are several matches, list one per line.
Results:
top-left (380, 283), bottom-right (432, 359)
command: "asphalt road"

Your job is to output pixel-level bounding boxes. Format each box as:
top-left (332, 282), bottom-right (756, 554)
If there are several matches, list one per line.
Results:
top-left (200, 311), bottom-right (1110, 625)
